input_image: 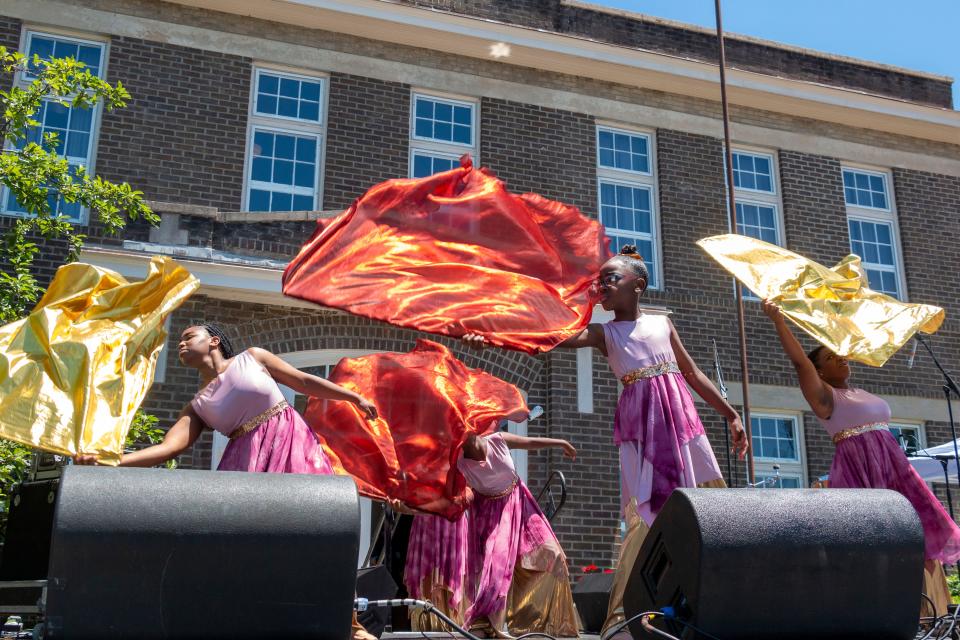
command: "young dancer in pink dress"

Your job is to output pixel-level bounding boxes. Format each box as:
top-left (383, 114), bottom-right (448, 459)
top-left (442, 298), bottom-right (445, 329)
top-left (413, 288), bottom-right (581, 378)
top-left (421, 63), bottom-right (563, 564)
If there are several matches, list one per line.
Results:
top-left (763, 300), bottom-right (960, 615)
top-left (77, 323), bottom-right (379, 639)
top-left (457, 431), bottom-right (579, 638)
top-left (466, 245), bottom-right (748, 638)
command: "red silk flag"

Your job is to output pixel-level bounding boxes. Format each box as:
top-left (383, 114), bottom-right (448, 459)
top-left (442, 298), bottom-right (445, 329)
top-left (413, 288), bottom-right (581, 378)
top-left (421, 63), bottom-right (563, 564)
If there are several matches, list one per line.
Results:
top-left (282, 157), bottom-right (610, 353)
top-left (305, 339), bottom-right (529, 520)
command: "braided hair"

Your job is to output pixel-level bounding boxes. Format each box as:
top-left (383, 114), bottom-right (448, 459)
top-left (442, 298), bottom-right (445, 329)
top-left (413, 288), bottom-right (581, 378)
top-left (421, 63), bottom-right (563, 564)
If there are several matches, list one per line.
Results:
top-left (201, 323), bottom-right (236, 359)
top-left (615, 244), bottom-right (650, 290)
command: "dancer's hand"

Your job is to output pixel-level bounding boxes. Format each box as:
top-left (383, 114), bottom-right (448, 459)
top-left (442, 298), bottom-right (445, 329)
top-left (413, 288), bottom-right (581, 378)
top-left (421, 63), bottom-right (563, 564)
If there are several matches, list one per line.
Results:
top-left (463, 487), bottom-right (475, 505)
top-left (462, 333), bottom-right (488, 350)
top-left (729, 416), bottom-right (749, 459)
top-left (761, 299), bottom-right (784, 324)
top-left (558, 440), bottom-right (577, 460)
top-left (388, 498), bottom-right (417, 515)
top-left (73, 454), bottom-right (100, 465)
top-left (355, 397), bottom-right (378, 420)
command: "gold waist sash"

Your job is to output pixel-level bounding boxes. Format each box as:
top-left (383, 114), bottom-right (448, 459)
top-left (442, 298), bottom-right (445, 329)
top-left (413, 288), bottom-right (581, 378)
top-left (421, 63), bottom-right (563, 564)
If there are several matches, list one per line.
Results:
top-left (228, 401), bottom-right (289, 440)
top-left (476, 476), bottom-right (519, 499)
top-left (621, 361), bottom-right (680, 386)
top-left (831, 422), bottom-right (888, 445)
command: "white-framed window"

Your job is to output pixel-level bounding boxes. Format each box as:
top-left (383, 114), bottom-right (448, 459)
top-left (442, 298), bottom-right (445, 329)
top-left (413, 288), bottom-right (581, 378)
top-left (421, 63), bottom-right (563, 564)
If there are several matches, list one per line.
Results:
top-left (1, 29), bottom-right (108, 223)
top-left (842, 166), bottom-right (906, 300)
top-left (889, 422), bottom-right (925, 453)
top-left (730, 149), bottom-right (783, 299)
top-left (243, 66), bottom-right (326, 212)
top-left (750, 412), bottom-right (806, 488)
top-left (409, 91), bottom-right (478, 178)
top-left (596, 124), bottom-right (660, 289)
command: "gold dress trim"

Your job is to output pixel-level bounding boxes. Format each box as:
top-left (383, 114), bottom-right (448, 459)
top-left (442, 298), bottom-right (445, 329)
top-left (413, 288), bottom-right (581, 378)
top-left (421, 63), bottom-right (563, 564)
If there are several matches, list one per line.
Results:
top-left (228, 401), bottom-right (289, 440)
top-left (831, 422), bottom-right (888, 445)
top-left (620, 361), bottom-right (680, 386)
top-left (476, 476), bottom-right (519, 500)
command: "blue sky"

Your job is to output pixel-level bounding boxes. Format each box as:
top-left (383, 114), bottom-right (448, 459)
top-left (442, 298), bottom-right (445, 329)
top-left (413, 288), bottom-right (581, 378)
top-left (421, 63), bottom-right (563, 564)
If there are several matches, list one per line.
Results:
top-left (593, 1), bottom-right (959, 109)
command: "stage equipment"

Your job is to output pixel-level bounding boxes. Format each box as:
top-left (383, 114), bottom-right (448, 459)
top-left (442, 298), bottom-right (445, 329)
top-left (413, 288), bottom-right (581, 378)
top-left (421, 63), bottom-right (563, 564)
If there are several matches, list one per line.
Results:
top-left (42, 466), bottom-right (359, 640)
top-left (625, 488), bottom-right (924, 640)
top-left (356, 565), bottom-right (399, 638)
top-left (711, 339), bottom-right (735, 487)
top-left (0, 479), bottom-right (58, 612)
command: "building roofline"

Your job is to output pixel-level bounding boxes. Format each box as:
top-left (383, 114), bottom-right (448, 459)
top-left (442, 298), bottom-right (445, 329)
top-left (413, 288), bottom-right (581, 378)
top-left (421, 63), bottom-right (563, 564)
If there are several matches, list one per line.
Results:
top-left (561, 0), bottom-right (953, 83)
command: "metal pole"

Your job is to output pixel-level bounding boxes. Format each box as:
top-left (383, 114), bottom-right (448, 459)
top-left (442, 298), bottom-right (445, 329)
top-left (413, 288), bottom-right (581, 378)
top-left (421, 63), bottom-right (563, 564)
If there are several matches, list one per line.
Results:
top-left (714, 0), bottom-right (755, 484)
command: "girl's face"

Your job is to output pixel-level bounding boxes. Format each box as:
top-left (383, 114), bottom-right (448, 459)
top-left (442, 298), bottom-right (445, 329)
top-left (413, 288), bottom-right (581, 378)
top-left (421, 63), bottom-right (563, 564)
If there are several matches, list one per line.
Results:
top-left (177, 326), bottom-right (219, 367)
top-left (814, 349), bottom-right (850, 385)
top-left (597, 258), bottom-right (645, 311)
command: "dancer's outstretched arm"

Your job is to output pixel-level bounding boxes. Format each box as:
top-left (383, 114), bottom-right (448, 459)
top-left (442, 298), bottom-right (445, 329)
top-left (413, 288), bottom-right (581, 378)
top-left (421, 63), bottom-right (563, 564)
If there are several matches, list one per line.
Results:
top-left (75, 404), bottom-right (205, 467)
top-left (761, 300), bottom-right (833, 419)
top-left (248, 347), bottom-right (378, 419)
top-left (500, 431), bottom-right (576, 460)
top-left (668, 319), bottom-right (749, 458)
top-left (463, 324), bottom-right (607, 355)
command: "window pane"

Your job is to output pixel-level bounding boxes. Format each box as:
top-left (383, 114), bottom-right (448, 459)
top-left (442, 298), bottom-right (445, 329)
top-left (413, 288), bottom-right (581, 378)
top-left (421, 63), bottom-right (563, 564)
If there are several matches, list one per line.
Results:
top-left (843, 169), bottom-right (889, 210)
top-left (733, 152), bottom-right (774, 192)
top-left (598, 128), bottom-right (650, 173)
top-left (271, 192), bottom-right (292, 211)
top-left (412, 97), bottom-right (474, 145)
top-left (256, 73), bottom-right (323, 123)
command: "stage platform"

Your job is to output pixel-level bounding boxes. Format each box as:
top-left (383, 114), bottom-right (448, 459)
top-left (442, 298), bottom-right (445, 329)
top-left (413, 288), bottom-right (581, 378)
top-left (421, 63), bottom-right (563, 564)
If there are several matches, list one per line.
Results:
top-left (382, 633), bottom-right (591, 640)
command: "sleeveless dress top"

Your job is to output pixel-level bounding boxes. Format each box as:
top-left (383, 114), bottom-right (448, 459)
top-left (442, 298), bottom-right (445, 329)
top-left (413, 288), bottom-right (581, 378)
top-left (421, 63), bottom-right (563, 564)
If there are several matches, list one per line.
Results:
top-left (457, 433), bottom-right (518, 497)
top-left (817, 387), bottom-right (891, 437)
top-left (191, 350), bottom-right (286, 437)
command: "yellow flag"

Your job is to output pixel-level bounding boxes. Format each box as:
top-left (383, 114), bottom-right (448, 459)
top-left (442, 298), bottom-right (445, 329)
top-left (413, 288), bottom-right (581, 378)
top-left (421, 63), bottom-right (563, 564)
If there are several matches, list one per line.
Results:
top-left (0, 256), bottom-right (199, 463)
top-left (697, 234), bottom-right (943, 367)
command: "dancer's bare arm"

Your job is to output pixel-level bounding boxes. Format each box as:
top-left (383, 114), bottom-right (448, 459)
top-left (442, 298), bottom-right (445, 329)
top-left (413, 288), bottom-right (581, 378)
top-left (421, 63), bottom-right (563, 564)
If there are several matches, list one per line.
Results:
top-left (249, 347), bottom-right (377, 419)
top-left (761, 300), bottom-right (833, 419)
top-left (76, 405), bottom-right (205, 467)
top-left (500, 432), bottom-right (576, 460)
top-left (463, 324), bottom-right (606, 356)
top-left (669, 320), bottom-right (749, 458)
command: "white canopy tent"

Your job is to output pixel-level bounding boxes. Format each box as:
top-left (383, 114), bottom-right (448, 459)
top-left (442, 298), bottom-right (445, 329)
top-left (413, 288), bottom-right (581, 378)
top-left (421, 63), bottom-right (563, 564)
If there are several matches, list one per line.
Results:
top-left (909, 439), bottom-right (960, 485)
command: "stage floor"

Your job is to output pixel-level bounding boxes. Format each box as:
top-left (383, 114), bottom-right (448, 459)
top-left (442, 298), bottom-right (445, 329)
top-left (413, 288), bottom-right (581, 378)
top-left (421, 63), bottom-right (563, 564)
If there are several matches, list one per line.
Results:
top-left (382, 634), bottom-right (593, 639)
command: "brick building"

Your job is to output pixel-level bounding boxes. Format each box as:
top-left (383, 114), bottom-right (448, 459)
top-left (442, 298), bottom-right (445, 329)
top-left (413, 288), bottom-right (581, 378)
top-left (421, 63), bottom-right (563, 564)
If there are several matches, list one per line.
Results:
top-left (2, 0), bottom-right (960, 571)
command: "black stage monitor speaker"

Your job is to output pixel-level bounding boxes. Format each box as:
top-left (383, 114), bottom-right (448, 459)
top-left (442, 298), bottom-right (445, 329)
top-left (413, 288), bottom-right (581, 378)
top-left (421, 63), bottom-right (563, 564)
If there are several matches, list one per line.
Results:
top-left (0, 479), bottom-right (58, 608)
top-left (44, 466), bottom-right (360, 640)
top-left (625, 489), bottom-right (924, 640)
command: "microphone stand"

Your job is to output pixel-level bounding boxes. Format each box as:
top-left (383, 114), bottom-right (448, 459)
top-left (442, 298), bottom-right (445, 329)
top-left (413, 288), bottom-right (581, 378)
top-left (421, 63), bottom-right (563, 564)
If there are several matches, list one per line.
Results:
top-left (915, 334), bottom-right (960, 512)
top-left (713, 339), bottom-right (735, 487)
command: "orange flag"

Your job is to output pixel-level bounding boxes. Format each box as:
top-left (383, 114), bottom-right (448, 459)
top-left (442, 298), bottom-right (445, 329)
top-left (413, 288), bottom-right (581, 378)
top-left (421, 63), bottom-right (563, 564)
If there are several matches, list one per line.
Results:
top-left (282, 156), bottom-right (610, 353)
top-left (305, 339), bottom-right (529, 520)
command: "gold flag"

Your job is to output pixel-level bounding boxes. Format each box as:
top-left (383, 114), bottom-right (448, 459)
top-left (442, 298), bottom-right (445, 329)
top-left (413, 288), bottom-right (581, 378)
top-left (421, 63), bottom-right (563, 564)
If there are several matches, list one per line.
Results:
top-left (0, 256), bottom-right (199, 463)
top-left (697, 234), bottom-right (943, 367)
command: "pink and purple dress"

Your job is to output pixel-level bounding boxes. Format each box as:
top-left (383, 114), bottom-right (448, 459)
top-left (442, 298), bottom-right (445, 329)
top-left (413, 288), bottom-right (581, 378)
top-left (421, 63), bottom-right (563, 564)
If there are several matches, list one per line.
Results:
top-left (404, 513), bottom-right (469, 628)
top-left (191, 349), bottom-right (334, 474)
top-left (820, 387), bottom-right (960, 564)
top-left (603, 314), bottom-right (724, 526)
top-left (457, 433), bottom-right (578, 635)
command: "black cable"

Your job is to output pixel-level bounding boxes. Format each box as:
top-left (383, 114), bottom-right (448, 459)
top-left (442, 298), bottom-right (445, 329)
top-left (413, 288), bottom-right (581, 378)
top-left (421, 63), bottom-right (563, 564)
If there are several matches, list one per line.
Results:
top-left (662, 616), bottom-right (724, 640)
top-left (601, 611), bottom-right (665, 640)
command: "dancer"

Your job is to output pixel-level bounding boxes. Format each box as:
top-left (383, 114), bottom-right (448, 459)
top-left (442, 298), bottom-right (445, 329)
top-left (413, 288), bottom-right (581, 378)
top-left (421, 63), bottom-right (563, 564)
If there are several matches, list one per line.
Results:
top-left (457, 431), bottom-right (579, 638)
top-left (403, 510), bottom-right (470, 631)
top-left (762, 299), bottom-right (960, 615)
top-left (80, 324), bottom-right (376, 470)
top-left (76, 323), bottom-right (379, 639)
top-left (466, 245), bottom-right (748, 638)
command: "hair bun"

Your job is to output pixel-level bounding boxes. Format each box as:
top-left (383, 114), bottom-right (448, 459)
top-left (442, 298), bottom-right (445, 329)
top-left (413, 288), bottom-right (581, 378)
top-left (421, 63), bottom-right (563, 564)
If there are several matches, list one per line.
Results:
top-left (619, 244), bottom-right (643, 259)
